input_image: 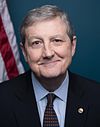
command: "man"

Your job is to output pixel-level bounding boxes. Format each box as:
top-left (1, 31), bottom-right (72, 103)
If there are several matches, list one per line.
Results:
top-left (0, 5), bottom-right (100, 127)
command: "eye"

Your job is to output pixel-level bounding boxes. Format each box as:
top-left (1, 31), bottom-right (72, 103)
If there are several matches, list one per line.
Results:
top-left (31, 41), bottom-right (43, 48)
top-left (52, 39), bottom-right (64, 46)
top-left (32, 41), bottom-right (40, 45)
top-left (54, 39), bottom-right (63, 42)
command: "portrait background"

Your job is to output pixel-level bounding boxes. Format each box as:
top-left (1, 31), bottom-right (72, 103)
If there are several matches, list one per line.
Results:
top-left (7, 0), bottom-right (100, 82)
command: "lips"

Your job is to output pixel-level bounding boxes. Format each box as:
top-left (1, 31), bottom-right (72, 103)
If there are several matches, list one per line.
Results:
top-left (38, 60), bottom-right (60, 67)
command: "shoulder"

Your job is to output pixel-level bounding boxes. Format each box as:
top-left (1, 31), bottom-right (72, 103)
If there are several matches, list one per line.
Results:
top-left (0, 70), bottom-right (32, 114)
top-left (69, 70), bottom-right (100, 85)
top-left (69, 71), bottom-right (100, 96)
top-left (0, 70), bottom-right (31, 95)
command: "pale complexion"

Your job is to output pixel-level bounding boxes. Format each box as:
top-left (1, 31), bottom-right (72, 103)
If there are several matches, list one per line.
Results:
top-left (21, 17), bottom-right (76, 91)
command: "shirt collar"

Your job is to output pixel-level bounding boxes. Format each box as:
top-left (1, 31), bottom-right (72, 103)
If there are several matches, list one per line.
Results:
top-left (32, 71), bottom-right (69, 103)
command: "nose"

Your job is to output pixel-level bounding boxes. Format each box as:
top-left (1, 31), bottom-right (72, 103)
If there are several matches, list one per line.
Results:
top-left (42, 43), bottom-right (54, 58)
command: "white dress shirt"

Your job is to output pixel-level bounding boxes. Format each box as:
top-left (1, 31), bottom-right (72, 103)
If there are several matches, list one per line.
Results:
top-left (31, 71), bottom-right (69, 127)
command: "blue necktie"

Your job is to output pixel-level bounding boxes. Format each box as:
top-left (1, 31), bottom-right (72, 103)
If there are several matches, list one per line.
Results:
top-left (43, 93), bottom-right (59, 127)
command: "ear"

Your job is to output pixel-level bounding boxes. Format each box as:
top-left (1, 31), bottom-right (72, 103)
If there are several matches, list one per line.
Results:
top-left (20, 42), bottom-right (28, 62)
top-left (71, 36), bottom-right (77, 57)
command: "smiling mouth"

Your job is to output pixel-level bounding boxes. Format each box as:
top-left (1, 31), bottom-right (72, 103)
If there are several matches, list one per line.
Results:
top-left (38, 60), bottom-right (60, 67)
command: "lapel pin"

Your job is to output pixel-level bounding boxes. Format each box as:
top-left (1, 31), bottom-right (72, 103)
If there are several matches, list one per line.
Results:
top-left (78, 107), bottom-right (84, 114)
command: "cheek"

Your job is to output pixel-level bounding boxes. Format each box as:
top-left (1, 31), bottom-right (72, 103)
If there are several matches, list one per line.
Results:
top-left (57, 44), bottom-right (72, 58)
top-left (25, 49), bottom-right (42, 63)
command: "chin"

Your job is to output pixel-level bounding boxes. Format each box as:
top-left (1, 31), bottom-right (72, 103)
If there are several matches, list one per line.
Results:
top-left (40, 71), bottom-right (63, 78)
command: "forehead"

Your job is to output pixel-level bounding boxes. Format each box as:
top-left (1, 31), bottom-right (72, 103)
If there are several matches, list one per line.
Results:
top-left (25, 17), bottom-right (67, 37)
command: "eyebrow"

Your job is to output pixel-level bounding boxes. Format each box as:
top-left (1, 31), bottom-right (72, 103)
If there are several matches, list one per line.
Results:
top-left (28, 34), bottom-right (65, 39)
top-left (27, 36), bottom-right (43, 42)
top-left (50, 35), bottom-right (65, 39)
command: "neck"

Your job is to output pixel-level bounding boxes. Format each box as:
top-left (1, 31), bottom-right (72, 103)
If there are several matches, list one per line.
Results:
top-left (34, 72), bottom-right (67, 92)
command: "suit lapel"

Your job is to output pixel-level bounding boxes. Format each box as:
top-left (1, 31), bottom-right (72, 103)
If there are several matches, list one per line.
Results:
top-left (13, 71), bottom-right (41, 127)
top-left (64, 72), bottom-right (89, 127)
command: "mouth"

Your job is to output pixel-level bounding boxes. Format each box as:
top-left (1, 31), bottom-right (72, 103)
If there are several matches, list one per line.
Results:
top-left (38, 60), bottom-right (60, 67)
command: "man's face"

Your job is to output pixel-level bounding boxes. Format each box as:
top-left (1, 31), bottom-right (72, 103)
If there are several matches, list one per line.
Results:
top-left (22, 17), bottom-right (76, 78)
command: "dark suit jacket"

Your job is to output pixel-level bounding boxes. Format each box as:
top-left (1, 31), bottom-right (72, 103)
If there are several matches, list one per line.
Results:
top-left (0, 70), bottom-right (100, 127)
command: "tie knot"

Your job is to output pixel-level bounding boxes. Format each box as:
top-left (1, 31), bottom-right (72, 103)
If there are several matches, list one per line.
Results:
top-left (47, 93), bottom-right (56, 106)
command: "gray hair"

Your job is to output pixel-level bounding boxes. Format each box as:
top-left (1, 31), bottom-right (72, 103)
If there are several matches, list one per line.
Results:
top-left (20, 5), bottom-right (75, 45)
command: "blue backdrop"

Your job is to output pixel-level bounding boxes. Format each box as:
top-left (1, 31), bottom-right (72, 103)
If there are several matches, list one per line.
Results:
top-left (7, 0), bottom-right (100, 82)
